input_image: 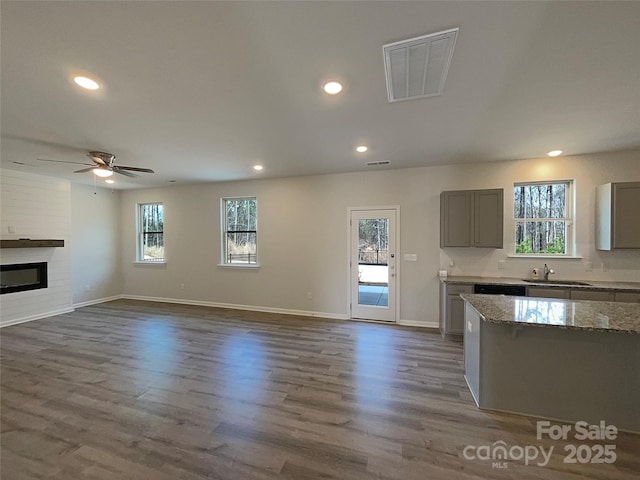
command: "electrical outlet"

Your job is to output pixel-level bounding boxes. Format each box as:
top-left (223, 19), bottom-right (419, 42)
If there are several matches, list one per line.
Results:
top-left (180, 283), bottom-right (185, 290)
top-left (498, 260), bottom-right (505, 270)
top-left (306, 292), bottom-right (313, 300)
top-left (585, 262), bottom-right (593, 272)
top-left (84, 285), bottom-right (91, 292)
top-left (8, 226), bottom-right (15, 233)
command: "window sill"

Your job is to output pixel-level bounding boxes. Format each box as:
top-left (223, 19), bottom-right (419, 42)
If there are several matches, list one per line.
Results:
top-left (217, 263), bottom-right (260, 269)
top-left (507, 254), bottom-right (583, 260)
top-left (133, 261), bottom-right (167, 266)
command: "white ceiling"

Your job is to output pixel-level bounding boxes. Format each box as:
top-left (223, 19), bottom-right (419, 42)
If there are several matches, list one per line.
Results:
top-left (2, 1), bottom-right (639, 189)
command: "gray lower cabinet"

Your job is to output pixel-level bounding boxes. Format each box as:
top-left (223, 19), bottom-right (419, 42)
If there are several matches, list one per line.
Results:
top-left (527, 287), bottom-right (569, 299)
top-left (440, 283), bottom-right (473, 337)
top-left (614, 291), bottom-right (640, 303)
top-left (596, 181), bottom-right (640, 250)
top-left (570, 290), bottom-right (614, 301)
top-left (440, 189), bottom-right (503, 248)
top-left (442, 281), bottom-right (639, 341)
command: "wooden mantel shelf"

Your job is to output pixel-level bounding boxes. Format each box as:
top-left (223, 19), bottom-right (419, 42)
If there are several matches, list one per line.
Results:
top-left (1, 239), bottom-right (65, 248)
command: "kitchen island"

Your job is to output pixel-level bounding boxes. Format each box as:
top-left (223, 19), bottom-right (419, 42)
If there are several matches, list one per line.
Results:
top-left (461, 294), bottom-right (640, 432)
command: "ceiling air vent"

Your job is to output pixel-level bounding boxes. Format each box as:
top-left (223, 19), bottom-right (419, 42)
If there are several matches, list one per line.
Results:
top-left (366, 161), bottom-right (391, 167)
top-left (383, 27), bottom-right (458, 103)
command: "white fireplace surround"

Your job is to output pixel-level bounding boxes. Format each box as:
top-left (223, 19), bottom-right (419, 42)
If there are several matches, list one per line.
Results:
top-left (0, 170), bottom-right (73, 327)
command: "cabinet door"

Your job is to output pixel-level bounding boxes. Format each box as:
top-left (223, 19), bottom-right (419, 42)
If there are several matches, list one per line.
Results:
top-left (612, 182), bottom-right (640, 248)
top-left (614, 292), bottom-right (640, 303)
top-left (446, 294), bottom-right (467, 334)
top-left (570, 290), bottom-right (614, 301)
top-left (527, 287), bottom-right (569, 299)
top-left (474, 189), bottom-right (504, 248)
top-left (440, 191), bottom-right (472, 247)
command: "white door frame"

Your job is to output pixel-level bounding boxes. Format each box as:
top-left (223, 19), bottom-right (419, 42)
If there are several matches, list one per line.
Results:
top-left (347, 206), bottom-right (400, 322)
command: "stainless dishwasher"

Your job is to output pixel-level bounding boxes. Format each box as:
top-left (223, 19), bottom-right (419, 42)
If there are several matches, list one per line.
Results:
top-left (473, 283), bottom-right (526, 296)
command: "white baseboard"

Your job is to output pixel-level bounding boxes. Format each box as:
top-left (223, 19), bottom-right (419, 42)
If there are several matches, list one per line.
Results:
top-left (72, 295), bottom-right (437, 329)
top-left (120, 294), bottom-right (349, 321)
top-left (0, 307), bottom-right (75, 328)
top-left (73, 295), bottom-right (122, 309)
top-left (398, 319), bottom-right (439, 329)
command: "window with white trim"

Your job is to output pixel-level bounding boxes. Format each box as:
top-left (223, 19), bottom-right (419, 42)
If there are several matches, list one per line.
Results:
top-left (514, 181), bottom-right (573, 255)
top-left (137, 203), bottom-right (164, 262)
top-left (221, 197), bottom-right (257, 265)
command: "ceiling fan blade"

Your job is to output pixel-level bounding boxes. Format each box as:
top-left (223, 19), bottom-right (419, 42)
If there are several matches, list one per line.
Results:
top-left (12, 161), bottom-right (39, 168)
top-left (74, 167), bottom-right (95, 173)
top-left (38, 158), bottom-right (92, 166)
top-left (117, 165), bottom-right (155, 173)
top-left (113, 167), bottom-right (137, 178)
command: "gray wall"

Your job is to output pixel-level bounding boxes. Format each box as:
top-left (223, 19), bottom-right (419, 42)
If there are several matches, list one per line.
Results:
top-left (70, 184), bottom-right (122, 305)
top-left (118, 150), bottom-right (640, 326)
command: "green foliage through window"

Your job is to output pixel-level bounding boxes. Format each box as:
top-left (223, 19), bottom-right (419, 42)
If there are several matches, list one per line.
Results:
top-left (514, 182), bottom-right (571, 255)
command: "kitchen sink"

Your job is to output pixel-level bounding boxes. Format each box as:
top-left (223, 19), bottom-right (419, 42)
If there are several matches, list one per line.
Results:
top-left (523, 279), bottom-right (592, 286)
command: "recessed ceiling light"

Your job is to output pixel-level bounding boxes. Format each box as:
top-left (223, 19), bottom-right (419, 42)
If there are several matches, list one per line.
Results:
top-left (73, 76), bottom-right (100, 90)
top-left (105, 179), bottom-right (114, 184)
top-left (356, 145), bottom-right (368, 153)
top-left (93, 168), bottom-right (113, 177)
top-left (547, 150), bottom-right (563, 157)
top-left (322, 81), bottom-right (343, 95)
top-left (253, 165), bottom-right (264, 171)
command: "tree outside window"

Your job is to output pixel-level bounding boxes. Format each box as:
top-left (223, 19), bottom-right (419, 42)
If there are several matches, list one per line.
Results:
top-left (138, 203), bottom-right (164, 261)
top-left (222, 197), bottom-right (257, 265)
top-left (514, 182), bottom-right (572, 255)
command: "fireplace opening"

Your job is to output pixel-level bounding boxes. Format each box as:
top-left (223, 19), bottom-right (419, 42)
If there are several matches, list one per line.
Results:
top-left (1, 262), bottom-right (48, 294)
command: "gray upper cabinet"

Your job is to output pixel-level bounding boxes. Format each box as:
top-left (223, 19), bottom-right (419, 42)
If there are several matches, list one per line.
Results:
top-left (474, 189), bottom-right (504, 248)
top-left (596, 182), bottom-right (640, 250)
top-left (440, 190), bottom-right (473, 246)
top-left (440, 189), bottom-right (503, 248)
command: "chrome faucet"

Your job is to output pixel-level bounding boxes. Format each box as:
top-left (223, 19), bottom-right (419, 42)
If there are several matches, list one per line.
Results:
top-left (543, 263), bottom-right (555, 281)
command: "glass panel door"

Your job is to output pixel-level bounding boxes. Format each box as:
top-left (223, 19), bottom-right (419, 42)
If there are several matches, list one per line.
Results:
top-left (350, 209), bottom-right (397, 322)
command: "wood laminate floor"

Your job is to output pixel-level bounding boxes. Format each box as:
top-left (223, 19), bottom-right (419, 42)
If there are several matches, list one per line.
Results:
top-left (1, 299), bottom-right (638, 479)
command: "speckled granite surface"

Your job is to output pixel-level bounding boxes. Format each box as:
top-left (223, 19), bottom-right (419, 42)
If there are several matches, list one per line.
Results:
top-left (460, 293), bottom-right (640, 333)
top-left (442, 275), bottom-right (640, 292)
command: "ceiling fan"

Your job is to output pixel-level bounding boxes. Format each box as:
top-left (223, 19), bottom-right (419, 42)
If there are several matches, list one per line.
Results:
top-left (37, 151), bottom-right (154, 178)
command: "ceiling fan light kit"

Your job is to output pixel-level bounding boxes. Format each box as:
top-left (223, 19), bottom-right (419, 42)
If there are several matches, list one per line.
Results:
top-left (92, 168), bottom-right (113, 178)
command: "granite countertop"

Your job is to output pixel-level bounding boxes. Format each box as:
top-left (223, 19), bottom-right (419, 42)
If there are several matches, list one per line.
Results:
top-left (442, 275), bottom-right (640, 292)
top-left (460, 293), bottom-right (640, 334)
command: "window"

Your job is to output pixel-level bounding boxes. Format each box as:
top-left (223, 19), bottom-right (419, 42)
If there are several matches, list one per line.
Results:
top-left (137, 203), bottom-right (164, 262)
top-left (222, 197), bottom-right (257, 265)
top-left (514, 181), bottom-right (573, 255)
